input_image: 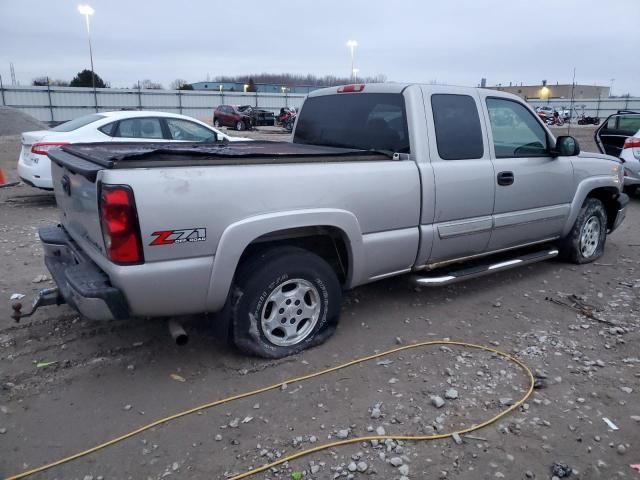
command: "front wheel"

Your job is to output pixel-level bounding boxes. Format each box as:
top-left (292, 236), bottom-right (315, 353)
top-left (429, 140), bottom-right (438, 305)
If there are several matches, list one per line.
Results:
top-left (235, 120), bottom-right (245, 131)
top-left (213, 118), bottom-right (221, 128)
top-left (230, 247), bottom-right (342, 358)
top-left (558, 198), bottom-right (607, 264)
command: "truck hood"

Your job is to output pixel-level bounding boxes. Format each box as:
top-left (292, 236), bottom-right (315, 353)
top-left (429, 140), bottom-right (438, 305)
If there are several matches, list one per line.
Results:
top-left (578, 151), bottom-right (621, 164)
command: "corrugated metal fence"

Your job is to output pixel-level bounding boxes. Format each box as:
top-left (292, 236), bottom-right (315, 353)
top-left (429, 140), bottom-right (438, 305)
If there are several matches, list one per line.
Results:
top-left (0, 84), bottom-right (638, 124)
top-left (0, 85), bottom-right (307, 124)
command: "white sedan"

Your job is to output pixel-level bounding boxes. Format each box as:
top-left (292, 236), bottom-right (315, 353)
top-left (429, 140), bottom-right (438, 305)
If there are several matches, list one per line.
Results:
top-left (18, 110), bottom-right (251, 190)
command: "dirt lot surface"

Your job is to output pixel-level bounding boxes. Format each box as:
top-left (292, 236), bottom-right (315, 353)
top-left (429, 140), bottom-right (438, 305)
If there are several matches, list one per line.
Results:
top-left (1, 127), bottom-right (639, 480)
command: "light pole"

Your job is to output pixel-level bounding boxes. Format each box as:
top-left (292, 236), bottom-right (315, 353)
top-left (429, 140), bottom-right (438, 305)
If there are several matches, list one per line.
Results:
top-left (352, 68), bottom-right (359, 83)
top-left (78, 4), bottom-right (97, 111)
top-left (346, 40), bottom-right (358, 82)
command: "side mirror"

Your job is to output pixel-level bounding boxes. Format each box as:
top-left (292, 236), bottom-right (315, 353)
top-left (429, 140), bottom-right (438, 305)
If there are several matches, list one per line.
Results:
top-left (551, 136), bottom-right (580, 157)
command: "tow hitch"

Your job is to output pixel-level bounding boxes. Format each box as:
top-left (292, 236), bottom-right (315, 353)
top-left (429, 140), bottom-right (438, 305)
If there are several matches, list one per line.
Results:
top-left (11, 287), bottom-right (65, 322)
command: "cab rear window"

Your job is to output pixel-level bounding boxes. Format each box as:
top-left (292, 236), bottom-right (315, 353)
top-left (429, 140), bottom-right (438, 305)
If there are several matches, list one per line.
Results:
top-left (294, 93), bottom-right (410, 153)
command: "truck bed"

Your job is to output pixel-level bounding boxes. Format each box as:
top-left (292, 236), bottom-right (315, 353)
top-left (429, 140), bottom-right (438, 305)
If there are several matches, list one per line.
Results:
top-left (48, 141), bottom-right (393, 181)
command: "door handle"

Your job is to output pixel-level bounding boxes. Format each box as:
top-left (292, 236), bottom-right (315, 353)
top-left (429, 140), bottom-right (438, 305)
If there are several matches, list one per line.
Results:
top-left (497, 171), bottom-right (514, 186)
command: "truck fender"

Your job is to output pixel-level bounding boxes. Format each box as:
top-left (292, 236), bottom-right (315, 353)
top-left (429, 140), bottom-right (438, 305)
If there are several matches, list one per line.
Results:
top-left (562, 176), bottom-right (621, 236)
top-left (205, 208), bottom-right (364, 312)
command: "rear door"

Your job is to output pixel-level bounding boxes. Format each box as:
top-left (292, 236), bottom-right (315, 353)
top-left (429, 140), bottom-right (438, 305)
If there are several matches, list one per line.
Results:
top-left (481, 94), bottom-right (574, 250)
top-left (111, 117), bottom-right (168, 142)
top-left (596, 113), bottom-right (640, 157)
top-left (421, 87), bottom-right (495, 263)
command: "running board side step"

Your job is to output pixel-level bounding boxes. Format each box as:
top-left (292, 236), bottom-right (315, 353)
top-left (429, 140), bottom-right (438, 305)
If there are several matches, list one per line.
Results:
top-left (414, 247), bottom-right (559, 286)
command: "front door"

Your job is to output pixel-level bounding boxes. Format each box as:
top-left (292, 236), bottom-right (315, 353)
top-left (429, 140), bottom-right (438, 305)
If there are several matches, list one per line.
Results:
top-left (422, 87), bottom-right (496, 263)
top-left (481, 94), bottom-right (574, 250)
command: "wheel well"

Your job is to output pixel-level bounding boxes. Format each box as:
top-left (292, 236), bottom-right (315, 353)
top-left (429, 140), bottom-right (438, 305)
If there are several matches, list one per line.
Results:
top-left (238, 226), bottom-right (350, 284)
top-left (587, 187), bottom-right (619, 230)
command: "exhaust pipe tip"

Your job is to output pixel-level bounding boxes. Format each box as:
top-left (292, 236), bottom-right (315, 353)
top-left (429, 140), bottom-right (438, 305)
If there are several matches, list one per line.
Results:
top-left (168, 319), bottom-right (188, 346)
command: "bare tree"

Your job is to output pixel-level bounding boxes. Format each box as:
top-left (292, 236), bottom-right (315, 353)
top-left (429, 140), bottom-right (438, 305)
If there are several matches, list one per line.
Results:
top-left (139, 79), bottom-right (164, 90)
top-left (169, 79), bottom-right (192, 90)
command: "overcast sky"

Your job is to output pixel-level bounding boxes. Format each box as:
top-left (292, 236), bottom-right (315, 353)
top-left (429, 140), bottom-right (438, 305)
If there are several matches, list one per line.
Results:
top-left (1, 0), bottom-right (638, 94)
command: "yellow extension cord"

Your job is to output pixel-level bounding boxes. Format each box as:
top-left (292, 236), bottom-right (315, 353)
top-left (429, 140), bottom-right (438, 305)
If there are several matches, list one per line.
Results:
top-left (5, 340), bottom-right (535, 480)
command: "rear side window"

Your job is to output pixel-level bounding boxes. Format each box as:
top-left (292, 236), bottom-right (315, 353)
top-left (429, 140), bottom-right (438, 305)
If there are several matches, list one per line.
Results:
top-left (617, 115), bottom-right (640, 134)
top-left (431, 94), bottom-right (484, 160)
top-left (98, 122), bottom-right (116, 136)
top-left (294, 93), bottom-right (410, 153)
top-left (115, 118), bottom-right (164, 139)
top-left (51, 114), bottom-right (105, 132)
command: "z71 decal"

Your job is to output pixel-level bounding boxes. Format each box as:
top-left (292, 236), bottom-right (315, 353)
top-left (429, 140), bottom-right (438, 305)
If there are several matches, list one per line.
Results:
top-left (150, 228), bottom-right (206, 246)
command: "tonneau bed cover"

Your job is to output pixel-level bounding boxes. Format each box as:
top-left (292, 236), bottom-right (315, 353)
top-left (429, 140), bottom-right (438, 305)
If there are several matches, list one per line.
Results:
top-left (48, 141), bottom-right (393, 181)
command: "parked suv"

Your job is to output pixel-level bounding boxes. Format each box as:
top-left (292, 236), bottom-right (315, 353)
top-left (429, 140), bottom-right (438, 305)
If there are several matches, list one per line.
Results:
top-left (595, 111), bottom-right (640, 193)
top-left (213, 105), bottom-right (253, 131)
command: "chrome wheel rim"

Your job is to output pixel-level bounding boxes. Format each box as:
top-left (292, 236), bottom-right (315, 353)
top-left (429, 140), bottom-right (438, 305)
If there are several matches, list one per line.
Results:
top-left (260, 278), bottom-right (320, 347)
top-left (236, 121), bottom-right (244, 130)
top-left (580, 215), bottom-right (601, 258)
top-left (214, 120), bottom-right (220, 127)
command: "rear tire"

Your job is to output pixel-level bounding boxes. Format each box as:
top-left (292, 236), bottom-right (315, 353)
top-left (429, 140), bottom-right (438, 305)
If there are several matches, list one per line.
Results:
top-left (213, 118), bottom-right (221, 128)
top-left (558, 198), bottom-right (607, 264)
top-left (229, 247), bottom-right (342, 358)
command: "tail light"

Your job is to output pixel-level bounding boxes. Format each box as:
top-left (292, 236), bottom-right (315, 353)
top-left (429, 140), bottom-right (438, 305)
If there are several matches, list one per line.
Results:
top-left (99, 185), bottom-right (143, 265)
top-left (623, 137), bottom-right (640, 160)
top-left (31, 142), bottom-right (69, 155)
top-left (337, 84), bottom-right (365, 93)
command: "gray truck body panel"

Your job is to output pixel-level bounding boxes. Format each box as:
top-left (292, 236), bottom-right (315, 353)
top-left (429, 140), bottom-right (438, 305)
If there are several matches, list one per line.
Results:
top-left (46, 84), bottom-right (625, 320)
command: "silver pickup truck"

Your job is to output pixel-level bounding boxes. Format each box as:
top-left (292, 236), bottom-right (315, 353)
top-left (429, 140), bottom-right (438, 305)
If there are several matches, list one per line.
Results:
top-left (15, 83), bottom-right (628, 358)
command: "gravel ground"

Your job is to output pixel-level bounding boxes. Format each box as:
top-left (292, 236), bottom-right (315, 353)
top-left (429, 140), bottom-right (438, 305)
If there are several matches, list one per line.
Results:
top-left (1, 127), bottom-right (639, 480)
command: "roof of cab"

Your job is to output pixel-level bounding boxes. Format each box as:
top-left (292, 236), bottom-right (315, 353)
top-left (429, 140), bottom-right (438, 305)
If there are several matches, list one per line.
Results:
top-left (307, 83), bottom-right (525, 102)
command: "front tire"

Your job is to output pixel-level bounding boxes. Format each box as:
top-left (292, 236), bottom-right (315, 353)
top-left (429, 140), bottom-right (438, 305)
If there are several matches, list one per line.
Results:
top-left (558, 198), bottom-right (607, 264)
top-left (230, 247), bottom-right (342, 358)
top-left (235, 120), bottom-right (245, 131)
top-left (213, 118), bottom-right (221, 128)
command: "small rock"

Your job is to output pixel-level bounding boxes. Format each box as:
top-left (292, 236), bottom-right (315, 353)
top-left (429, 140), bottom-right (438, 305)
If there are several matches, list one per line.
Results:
top-left (388, 378), bottom-right (399, 384)
top-left (309, 435), bottom-right (317, 443)
top-left (551, 462), bottom-right (572, 478)
top-left (214, 434), bottom-right (222, 441)
top-left (172, 462), bottom-right (179, 471)
top-left (123, 404), bottom-right (132, 411)
top-left (32, 274), bottom-right (48, 283)
top-left (395, 337), bottom-right (403, 345)
top-left (337, 429), bottom-right (350, 439)
top-left (83, 476), bottom-right (93, 480)
top-left (631, 415), bottom-right (640, 422)
top-left (389, 457), bottom-right (403, 467)
top-left (620, 386), bottom-right (633, 394)
top-left (452, 432), bottom-right (463, 445)
top-left (228, 418), bottom-right (240, 428)
top-left (399, 464), bottom-right (409, 476)
top-left (347, 462), bottom-right (357, 472)
top-left (525, 471), bottom-right (534, 478)
top-left (0, 428), bottom-right (6, 434)
top-left (499, 397), bottom-right (514, 406)
top-left (310, 465), bottom-right (320, 474)
top-left (493, 301), bottom-right (502, 308)
top-left (444, 388), bottom-right (458, 400)
top-left (357, 462), bottom-right (367, 473)
top-left (376, 426), bottom-right (386, 436)
top-left (431, 396), bottom-right (445, 408)
top-left (617, 444), bottom-right (627, 455)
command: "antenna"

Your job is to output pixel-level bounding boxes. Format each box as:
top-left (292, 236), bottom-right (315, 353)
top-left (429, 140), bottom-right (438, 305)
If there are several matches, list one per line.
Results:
top-left (568, 67), bottom-right (576, 136)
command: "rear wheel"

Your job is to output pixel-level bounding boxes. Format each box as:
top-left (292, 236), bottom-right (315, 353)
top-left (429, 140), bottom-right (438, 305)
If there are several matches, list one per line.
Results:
top-left (213, 118), bottom-right (221, 128)
top-left (229, 247), bottom-right (342, 358)
top-left (558, 198), bottom-right (607, 264)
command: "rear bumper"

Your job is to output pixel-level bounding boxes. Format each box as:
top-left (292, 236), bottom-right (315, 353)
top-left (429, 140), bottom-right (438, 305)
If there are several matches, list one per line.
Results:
top-left (17, 154), bottom-right (53, 189)
top-left (39, 225), bottom-right (129, 320)
top-left (623, 170), bottom-right (640, 187)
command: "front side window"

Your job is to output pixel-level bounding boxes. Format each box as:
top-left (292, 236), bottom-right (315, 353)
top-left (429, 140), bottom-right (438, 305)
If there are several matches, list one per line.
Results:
top-left (431, 94), bottom-right (483, 160)
top-left (115, 118), bottom-right (164, 139)
top-left (486, 98), bottom-right (548, 158)
top-left (294, 93), bottom-right (409, 153)
top-left (166, 118), bottom-right (217, 142)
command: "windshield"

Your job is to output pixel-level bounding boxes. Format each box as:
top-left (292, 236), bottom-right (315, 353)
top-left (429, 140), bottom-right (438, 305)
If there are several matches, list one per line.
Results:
top-left (51, 114), bottom-right (106, 132)
top-left (293, 93), bottom-right (409, 153)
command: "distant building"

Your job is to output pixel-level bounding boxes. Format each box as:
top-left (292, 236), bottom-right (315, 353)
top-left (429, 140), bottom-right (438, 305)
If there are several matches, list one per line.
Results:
top-left (487, 83), bottom-right (610, 100)
top-left (190, 81), bottom-right (319, 94)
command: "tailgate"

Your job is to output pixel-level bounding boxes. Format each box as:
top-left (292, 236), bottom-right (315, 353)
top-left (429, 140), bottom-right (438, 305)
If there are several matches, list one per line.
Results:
top-left (49, 153), bottom-right (106, 258)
